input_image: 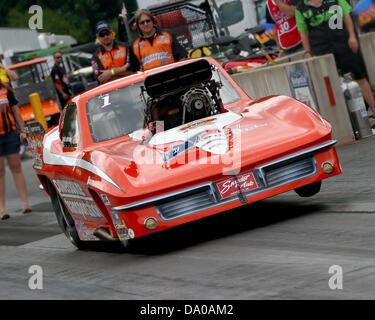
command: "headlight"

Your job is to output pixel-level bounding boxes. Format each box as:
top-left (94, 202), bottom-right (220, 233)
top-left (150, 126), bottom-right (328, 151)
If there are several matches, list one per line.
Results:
top-left (144, 217), bottom-right (158, 230)
top-left (322, 161), bottom-right (334, 174)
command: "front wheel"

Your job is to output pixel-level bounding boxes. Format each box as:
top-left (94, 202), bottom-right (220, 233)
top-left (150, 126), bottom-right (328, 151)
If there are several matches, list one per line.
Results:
top-left (294, 181), bottom-right (322, 197)
top-left (47, 181), bottom-right (86, 249)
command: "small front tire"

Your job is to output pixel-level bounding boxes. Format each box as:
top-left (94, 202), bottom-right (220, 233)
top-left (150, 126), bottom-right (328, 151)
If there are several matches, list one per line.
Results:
top-left (294, 181), bottom-right (322, 197)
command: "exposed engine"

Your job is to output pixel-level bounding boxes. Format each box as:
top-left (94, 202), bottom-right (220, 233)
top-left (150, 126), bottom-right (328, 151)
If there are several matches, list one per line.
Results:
top-left (141, 60), bottom-right (224, 131)
top-left (180, 87), bottom-right (217, 124)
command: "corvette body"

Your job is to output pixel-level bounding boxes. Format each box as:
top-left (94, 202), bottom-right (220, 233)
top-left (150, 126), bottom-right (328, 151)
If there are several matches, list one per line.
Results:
top-left (26, 58), bottom-right (341, 248)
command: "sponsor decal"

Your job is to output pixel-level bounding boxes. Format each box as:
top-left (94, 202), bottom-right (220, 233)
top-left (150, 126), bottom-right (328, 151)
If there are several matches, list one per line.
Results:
top-left (62, 136), bottom-right (79, 145)
top-left (25, 124), bottom-right (44, 170)
top-left (134, 41), bottom-right (146, 49)
top-left (100, 194), bottom-right (111, 205)
top-left (162, 129), bottom-right (230, 162)
top-left (288, 67), bottom-right (318, 111)
top-left (162, 123), bottom-right (251, 163)
top-left (128, 228), bottom-right (135, 239)
top-left (216, 172), bottom-right (259, 199)
top-left (74, 218), bottom-right (99, 241)
top-left (290, 70), bottom-right (309, 88)
top-left (113, 50), bottom-right (125, 59)
top-left (53, 179), bottom-right (86, 197)
top-left (87, 177), bottom-right (95, 186)
top-left (156, 35), bottom-right (170, 44)
top-left (32, 153), bottom-right (43, 170)
top-left (141, 52), bottom-right (172, 66)
top-left (116, 225), bottom-right (129, 240)
top-left (195, 130), bottom-right (229, 154)
top-left (232, 123), bottom-right (268, 133)
top-left (179, 118), bottom-right (217, 133)
top-left (111, 212), bottom-right (129, 240)
top-left (162, 137), bottom-right (195, 162)
top-left (64, 199), bottom-right (104, 219)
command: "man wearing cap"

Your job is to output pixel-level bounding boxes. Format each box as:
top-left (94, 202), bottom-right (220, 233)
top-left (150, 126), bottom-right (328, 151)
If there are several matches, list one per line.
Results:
top-left (128, 9), bottom-right (187, 72)
top-left (91, 21), bottom-right (130, 84)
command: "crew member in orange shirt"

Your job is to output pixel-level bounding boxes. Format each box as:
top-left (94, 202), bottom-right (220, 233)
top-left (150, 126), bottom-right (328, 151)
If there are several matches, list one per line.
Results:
top-left (91, 21), bottom-right (131, 84)
top-left (128, 9), bottom-right (187, 72)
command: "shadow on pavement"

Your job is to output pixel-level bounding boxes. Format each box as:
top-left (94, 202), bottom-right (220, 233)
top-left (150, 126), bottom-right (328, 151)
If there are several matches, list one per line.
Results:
top-left (81, 200), bottom-right (326, 255)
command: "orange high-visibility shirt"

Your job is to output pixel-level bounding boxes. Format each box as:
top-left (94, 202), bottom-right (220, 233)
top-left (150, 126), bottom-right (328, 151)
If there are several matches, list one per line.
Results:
top-left (0, 87), bottom-right (17, 135)
top-left (133, 32), bottom-right (175, 71)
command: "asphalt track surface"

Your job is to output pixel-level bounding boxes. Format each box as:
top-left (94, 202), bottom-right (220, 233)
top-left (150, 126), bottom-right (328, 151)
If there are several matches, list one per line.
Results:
top-left (1, 135), bottom-right (375, 300)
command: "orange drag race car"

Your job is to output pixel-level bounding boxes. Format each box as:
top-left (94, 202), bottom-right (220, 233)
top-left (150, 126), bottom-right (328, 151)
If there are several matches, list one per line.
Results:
top-left (26, 58), bottom-right (341, 249)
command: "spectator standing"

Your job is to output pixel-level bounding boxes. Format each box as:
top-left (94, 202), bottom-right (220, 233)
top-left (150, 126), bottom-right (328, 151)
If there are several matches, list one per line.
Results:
top-left (266, 0), bottom-right (303, 57)
top-left (91, 21), bottom-right (130, 84)
top-left (0, 80), bottom-right (31, 220)
top-left (128, 9), bottom-right (188, 72)
top-left (51, 52), bottom-right (73, 109)
top-left (0, 59), bottom-right (18, 86)
top-left (295, 0), bottom-right (375, 115)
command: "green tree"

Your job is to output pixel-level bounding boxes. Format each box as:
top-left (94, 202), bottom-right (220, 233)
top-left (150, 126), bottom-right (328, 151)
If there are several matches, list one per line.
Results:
top-left (4, 0), bottom-right (128, 43)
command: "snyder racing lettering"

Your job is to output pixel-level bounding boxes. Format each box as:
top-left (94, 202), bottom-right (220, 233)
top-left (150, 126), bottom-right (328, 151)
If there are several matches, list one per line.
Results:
top-left (53, 179), bottom-right (86, 197)
top-left (64, 199), bottom-right (104, 219)
top-left (220, 174), bottom-right (255, 194)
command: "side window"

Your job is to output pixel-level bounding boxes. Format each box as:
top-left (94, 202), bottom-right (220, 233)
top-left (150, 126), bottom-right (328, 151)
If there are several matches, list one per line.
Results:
top-left (60, 103), bottom-right (80, 148)
top-left (219, 0), bottom-right (244, 27)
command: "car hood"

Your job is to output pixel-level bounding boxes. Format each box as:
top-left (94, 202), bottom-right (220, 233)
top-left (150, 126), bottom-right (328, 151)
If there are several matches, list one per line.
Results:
top-left (91, 96), bottom-right (331, 197)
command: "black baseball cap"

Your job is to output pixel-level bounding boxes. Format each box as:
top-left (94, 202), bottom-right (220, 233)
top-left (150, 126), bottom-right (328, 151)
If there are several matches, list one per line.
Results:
top-left (96, 21), bottom-right (111, 34)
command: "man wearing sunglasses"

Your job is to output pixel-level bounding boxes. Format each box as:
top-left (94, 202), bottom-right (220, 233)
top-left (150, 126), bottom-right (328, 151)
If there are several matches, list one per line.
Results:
top-left (91, 21), bottom-right (130, 84)
top-left (128, 9), bottom-right (187, 72)
top-left (51, 51), bottom-right (73, 109)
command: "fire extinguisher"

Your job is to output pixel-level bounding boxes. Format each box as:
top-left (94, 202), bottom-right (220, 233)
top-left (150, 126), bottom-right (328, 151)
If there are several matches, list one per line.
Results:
top-left (342, 73), bottom-right (372, 139)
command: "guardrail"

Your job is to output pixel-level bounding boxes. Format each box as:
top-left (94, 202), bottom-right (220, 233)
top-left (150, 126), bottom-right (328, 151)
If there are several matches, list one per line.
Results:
top-left (232, 54), bottom-right (356, 145)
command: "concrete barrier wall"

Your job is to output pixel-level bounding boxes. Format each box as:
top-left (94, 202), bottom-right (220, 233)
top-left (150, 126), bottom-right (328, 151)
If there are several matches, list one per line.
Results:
top-left (264, 50), bottom-right (306, 66)
top-left (359, 31), bottom-right (375, 88)
top-left (232, 54), bottom-right (355, 145)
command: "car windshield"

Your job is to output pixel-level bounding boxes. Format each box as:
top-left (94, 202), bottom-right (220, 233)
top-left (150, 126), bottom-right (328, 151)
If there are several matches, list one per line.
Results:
top-left (12, 63), bottom-right (50, 88)
top-left (86, 64), bottom-right (241, 142)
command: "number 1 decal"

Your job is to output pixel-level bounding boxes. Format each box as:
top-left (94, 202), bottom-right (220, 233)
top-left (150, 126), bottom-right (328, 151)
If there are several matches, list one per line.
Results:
top-left (100, 94), bottom-right (111, 108)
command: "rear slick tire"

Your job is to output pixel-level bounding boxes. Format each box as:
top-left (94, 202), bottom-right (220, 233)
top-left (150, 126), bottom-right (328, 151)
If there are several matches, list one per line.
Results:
top-left (47, 181), bottom-right (87, 249)
top-left (294, 181), bottom-right (322, 197)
